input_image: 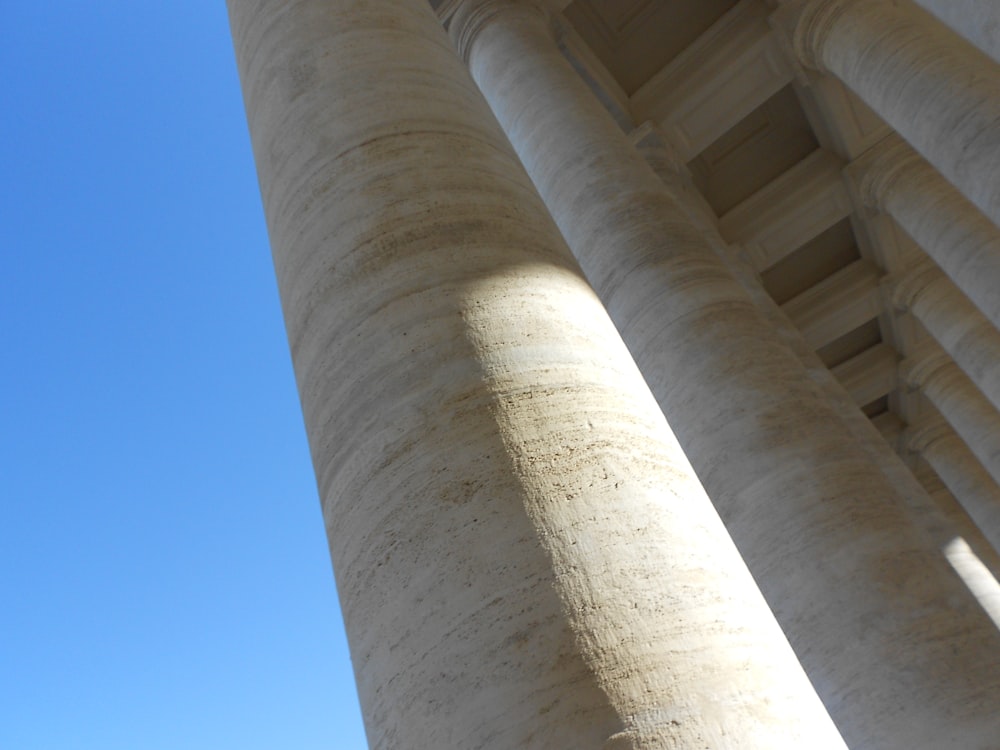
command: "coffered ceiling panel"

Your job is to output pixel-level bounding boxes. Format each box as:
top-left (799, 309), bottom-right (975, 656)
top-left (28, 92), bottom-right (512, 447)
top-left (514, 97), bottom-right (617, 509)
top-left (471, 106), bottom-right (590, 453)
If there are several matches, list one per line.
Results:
top-left (564, 0), bottom-right (737, 94)
top-left (689, 85), bottom-right (820, 215)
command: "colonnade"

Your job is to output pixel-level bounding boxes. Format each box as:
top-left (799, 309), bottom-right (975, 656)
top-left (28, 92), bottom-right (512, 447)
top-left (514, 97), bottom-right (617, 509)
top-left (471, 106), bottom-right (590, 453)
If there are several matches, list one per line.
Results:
top-left (227, 0), bottom-right (1000, 747)
top-left (780, 0), bottom-right (1000, 227)
top-left (889, 258), bottom-right (1000, 414)
top-left (905, 417), bottom-right (1000, 553)
top-left (852, 134), bottom-right (1000, 335)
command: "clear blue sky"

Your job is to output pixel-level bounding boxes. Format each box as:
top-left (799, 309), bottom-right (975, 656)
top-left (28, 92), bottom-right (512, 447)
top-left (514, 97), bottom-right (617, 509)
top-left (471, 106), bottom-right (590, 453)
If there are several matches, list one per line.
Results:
top-left (1, 3), bottom-right (368, 748)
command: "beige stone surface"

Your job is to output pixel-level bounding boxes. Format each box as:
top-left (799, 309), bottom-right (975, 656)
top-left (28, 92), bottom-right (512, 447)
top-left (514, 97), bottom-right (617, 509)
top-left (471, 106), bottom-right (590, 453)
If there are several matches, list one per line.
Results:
top-left (227, 0), bottom-right (846, 747)
top-left (452, 1), bottom-right (1000, 747)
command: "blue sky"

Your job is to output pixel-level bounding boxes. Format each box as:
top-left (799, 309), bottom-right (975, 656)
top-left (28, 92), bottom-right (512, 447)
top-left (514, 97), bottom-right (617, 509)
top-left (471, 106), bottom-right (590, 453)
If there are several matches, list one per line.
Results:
top-left (1, 3), bottom-right (367, 748)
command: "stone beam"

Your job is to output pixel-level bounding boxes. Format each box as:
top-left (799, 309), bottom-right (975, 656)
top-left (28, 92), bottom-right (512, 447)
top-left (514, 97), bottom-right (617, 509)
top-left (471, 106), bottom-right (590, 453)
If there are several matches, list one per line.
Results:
top-left (631, 0), bottom-right (793, 161)
top-left (782, 259), bottom-right (882, 349)
top-left (719, 148), bottom-right (852, 271)
top-left (831, 342), bottom-right (898, 408)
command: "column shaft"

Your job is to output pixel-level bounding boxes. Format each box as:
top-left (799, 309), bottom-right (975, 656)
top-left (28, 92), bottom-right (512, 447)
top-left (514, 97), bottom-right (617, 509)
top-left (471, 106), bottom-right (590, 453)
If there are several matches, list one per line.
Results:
top-left (788, 0), bottom-right (1000, 229)
top-left (892, 260), bottom-right (1000, 414)
top-left (853, 135), bottom-right (1000, 331)
top-left (911, 0), bottom-right (1000, 64)
top-left (227, 0), bottom-right (844, 747)
top-left (452, 3), bottom-right (1000, 748)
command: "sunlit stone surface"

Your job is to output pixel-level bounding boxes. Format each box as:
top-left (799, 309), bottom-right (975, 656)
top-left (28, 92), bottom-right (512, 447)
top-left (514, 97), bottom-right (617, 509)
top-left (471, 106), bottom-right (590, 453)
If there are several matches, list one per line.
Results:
top-left (227, 0), bottom-right (1000, 747)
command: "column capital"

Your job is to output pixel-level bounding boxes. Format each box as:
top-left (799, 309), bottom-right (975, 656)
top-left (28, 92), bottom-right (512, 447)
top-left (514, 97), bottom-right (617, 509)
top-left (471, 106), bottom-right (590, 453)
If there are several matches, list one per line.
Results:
top-left (629, 121), bottom-right (691, 180)
top-left (904, 416), bottom-right (953, 455)
top-left (449, 0), bottom-right (548, 62)
top-left (900, 342), bottom-right (952, 390)
top-left (849, 134), bottom-right (925, 209)
top-left (886, 257), bottom-right (944, 312)
top-left (773, 0), bottom-right (876, 73)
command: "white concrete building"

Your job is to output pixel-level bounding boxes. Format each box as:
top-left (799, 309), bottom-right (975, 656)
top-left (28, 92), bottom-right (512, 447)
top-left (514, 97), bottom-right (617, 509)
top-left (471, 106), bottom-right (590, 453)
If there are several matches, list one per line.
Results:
top-left (228, 1), bottom-right (1000, 747)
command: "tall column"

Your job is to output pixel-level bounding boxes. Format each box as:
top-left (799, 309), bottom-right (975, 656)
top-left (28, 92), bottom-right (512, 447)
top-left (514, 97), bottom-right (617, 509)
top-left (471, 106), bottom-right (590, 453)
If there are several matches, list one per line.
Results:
top-left (451, 2), bottom-right (1000, 748)
top-left (911, 0), bottom-right (1000, 64)
top-left (902, 346), bottom-right (1000, 489)
top-left (635, 125), bottom-right (971, 567)
top-left (906, 417), bottom-right (1000, 556)
top-left (781, 0), bottom-right (1000, 229)
top-left (227, 0), bottom-right (846, 747)
top-left (890, 259), bottom-right (1000, 413)
top-left (851, 134), bottom-right (1000, 331)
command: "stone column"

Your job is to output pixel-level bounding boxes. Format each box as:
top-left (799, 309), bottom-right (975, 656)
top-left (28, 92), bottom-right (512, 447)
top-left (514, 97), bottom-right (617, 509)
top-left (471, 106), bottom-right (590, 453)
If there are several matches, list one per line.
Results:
top-left (902, 345), bottom-right (1000, 489)
top-left (907, 417), bottom-right (1000, 556)
top-left (451, 2), bottom-right (1000, 748)
top-left (851, 134), bottom-right (1000, 332)
top-left (890, 259), bottom-right (1000, 414)
top-left (227, 0), bottom-right (846, 747)
top-left (782, 0), bottom-right (1000, 229)
top-left (911, 0), bottom-right (1000, 64)
top-left (635, 124), bottom-right (972, 570)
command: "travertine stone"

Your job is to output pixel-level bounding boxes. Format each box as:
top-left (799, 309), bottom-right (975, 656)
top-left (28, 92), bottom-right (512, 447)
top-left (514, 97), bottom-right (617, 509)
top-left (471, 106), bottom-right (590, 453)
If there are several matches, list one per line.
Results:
top-left (911, 0), bottom-right (1000, 64)
top-left (851, 134), bottom-right (1000, 332)
top-left (785, 0), bottom-right (1000, 229)
top-left (890, 259), bottom-right (1000, 414)
top-left (907, 417), bottom-right (1000, 556)
top-left (903, 344), bottom-right (1000, 489)
top-left (636, 123), bottom-right (995, 637)
top-left (227, 0), bottom-right (845, 747)
top-left (452, 2), bottom-right (1000, 747)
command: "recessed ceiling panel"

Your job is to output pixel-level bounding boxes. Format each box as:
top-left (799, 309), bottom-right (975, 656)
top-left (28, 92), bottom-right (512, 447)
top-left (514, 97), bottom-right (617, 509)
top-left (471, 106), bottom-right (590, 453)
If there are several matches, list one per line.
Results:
top-left (689, 85), bottom-right (820, 215)
top-left (564, 0), bottom-right (737, 94)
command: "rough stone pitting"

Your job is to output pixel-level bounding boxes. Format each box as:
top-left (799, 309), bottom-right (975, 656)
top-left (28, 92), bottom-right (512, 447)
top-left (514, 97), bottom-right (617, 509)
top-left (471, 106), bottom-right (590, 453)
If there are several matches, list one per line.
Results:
top-left (225, 0), bottom-right (1000, 746)
top-left (227, 0), bottom-right (847, 747)
top-left (453, 0), bottom-right (1000, 747)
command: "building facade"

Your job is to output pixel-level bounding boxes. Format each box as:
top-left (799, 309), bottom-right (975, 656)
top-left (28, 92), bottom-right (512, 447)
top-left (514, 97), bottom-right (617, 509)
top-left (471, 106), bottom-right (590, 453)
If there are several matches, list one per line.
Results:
top-left (227, 0), bottom-right (1000, 747)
